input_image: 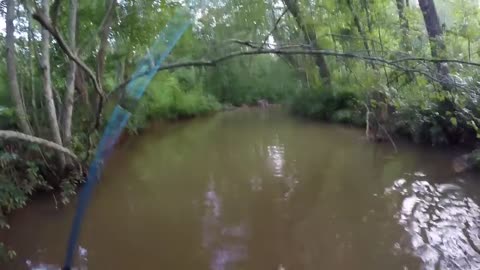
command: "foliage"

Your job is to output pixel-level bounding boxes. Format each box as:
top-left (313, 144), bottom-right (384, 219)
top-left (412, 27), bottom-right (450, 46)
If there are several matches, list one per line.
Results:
top-left (205, 56), bottom-right (300, 106)
top-left (290, 85), bottom-right (363, 125)
top-left (128, 71), bottom-right (221, 131)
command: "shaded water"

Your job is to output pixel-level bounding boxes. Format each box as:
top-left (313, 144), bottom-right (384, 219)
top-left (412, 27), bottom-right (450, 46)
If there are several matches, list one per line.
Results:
top-left (3, 108), bottom-right (480, 270)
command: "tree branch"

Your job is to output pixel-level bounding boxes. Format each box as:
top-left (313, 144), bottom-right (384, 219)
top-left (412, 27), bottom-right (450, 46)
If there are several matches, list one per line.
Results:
top-left (391, 57), bottom-right (480, 67)
top-left (32, 10), bottom-right (105, 127)
top-left (0, 130), bottom-right (78, 160)
top-left (109, 47), bottom-right (480, 99)
top-left (261, 8), bottom-right (288, 48)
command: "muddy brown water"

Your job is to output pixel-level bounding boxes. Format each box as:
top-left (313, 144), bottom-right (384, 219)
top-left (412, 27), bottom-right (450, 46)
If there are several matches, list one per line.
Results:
top-left (3, 108), bottom-right (480, 270)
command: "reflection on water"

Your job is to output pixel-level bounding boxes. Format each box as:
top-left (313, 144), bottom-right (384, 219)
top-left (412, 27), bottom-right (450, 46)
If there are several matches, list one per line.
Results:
top-left (5, 108), bottom-right (480, 270)
top-left (267, 136), bottom-right (285, 178)
top-left (22, 246), bottom-right (88, 270)
top-left (388, 174), bottom-right (480, 270)
top-left (202, 180), bottom-right (247, 270)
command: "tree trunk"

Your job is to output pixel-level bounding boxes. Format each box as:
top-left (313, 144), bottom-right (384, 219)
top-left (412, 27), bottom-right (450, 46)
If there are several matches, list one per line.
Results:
top-left (6, 0), bottom-right (34, 135)
top-left (27, 9), bottom-right (40, 133)
top-left (91, 0), bottom-right (116, 127)
top-left (346, 0), bottom-right (374, 68)
top-left (62, 0), bottom-right (78, 147)
top-left (75, 68), bottom-right (90, 106)
top-left (418, 0), bottom-right (449, 80)
top-left (396, 0), bottom-right (412, 52)
top-left (346, 0), bottom-right (370, 55)
top-left (96, 0), bottom-right (116, 107)
top-left (283, 0), bottom-right (331, 86)
top-left (40, 0), bottom-right (65, 168)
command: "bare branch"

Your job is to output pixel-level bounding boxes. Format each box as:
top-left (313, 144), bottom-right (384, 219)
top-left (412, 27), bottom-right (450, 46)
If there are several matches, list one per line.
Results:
top-left (391, 57), bottom-right (480, 67)
top-left (261, 8), bottom-right (288, 48)
top-left (0, 130), bottom-right (78, 160)
top-left (109, 46), bottom-right (479, 100)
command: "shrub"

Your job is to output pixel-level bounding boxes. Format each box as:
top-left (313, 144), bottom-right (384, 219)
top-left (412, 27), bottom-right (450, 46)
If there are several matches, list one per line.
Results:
top-left (290, 87), bottom-right (362, 124)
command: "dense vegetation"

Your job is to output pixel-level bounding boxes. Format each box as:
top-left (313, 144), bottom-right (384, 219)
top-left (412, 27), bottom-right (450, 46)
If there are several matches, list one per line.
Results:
top-left (2, 0), bottom-right (480, 258)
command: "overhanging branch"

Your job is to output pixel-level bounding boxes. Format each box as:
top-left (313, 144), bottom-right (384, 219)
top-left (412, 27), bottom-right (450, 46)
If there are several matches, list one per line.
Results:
top-left (32, 11), bottom-right (105, 100)
top-left (33, 9), bottom-right (106, 129)
top-left (0, 130), bottom-right (78, 160)
top-left (110, 47), bottom-right (480, 99)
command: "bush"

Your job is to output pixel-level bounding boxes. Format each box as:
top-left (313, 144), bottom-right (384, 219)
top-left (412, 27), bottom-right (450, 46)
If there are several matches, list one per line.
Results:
top-left (129, 72), bottom-right (221, 131)
top-left (205, 56), bottom-right (300, 106)
top-left (290, 87), bottom-right (362, 124)
top-left (391, 80), bottom-right (480, 145)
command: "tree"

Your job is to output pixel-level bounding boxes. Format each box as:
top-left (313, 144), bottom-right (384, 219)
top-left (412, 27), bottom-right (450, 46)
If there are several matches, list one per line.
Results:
top-left (6, 0), bottom-right (33, 135)
top-left (418, 0), bottom-right (449, 78)
top-left (62, 0), bottom-right (78, 147)
top-left (396, 0), bottom-right (412, 52)
top-left (39, 0), bottom-right (65, 168)
top-left (283, 0), bottom-right (331, 86)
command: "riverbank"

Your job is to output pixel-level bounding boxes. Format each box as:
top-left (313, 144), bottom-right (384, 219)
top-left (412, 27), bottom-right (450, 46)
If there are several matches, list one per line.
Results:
top-left (290, 87), bottom-right (480, 172)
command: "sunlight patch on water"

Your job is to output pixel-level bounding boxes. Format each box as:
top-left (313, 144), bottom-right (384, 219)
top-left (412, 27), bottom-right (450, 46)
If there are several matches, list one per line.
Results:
top-left (387, 176), bottom-right (480, 270)
top-left (267, 135), bottom-right (285, 178)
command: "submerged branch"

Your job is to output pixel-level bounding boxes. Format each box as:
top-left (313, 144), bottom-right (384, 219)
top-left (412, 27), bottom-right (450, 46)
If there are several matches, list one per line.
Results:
top-left (0, 130), bottom-right (78, 160)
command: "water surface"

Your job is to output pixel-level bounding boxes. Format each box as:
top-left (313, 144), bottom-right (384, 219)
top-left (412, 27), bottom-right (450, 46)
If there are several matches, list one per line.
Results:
top-left (3, 108), bottom-right (480, 270)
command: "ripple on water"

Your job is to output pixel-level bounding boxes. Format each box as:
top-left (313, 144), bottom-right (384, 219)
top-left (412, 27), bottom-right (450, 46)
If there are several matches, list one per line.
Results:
top-left (387, 175), bottom-right (480, 270)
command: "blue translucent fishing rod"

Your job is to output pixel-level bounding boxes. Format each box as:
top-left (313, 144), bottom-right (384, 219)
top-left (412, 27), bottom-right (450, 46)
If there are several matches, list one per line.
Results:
top-left (63, 8), bottom-right (192, 269)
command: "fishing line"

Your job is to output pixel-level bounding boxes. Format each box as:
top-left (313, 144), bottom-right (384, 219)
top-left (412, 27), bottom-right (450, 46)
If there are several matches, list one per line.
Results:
top-left (62, 4), bottom-right (199, 268)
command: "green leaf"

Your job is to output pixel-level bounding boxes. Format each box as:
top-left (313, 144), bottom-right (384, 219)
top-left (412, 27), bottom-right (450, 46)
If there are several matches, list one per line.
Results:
top-left (450, 117), bottom-right (458, 127)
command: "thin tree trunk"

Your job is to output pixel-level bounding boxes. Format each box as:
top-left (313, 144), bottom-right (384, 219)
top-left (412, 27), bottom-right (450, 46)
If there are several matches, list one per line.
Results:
top-left (346, 0), bottom-right (374, 68)
top-left (346, 0), bottom-right (371, 55)
top-left (75, 68), bottom-right (90, 106)
top-left (396, 0), bottom-right (412, 52)
top-left (27, 10), bottom-right (40, 133)
top-left (6, 0), bottom-right (34, 135)
top-left (284, 0), bottom-right (331, 86)
top-left (418, 0), bottom-right (449, 80)
top-left (95, 0), bottom-right (116, 124)
top-left (62, 0), bottom-right (78, 147)
top-left (95, 0), bottom-right (116, 111)
top-left (361, 0), bottom-right (378, 55)
top-left (40, 0), bottom-right (65, 168)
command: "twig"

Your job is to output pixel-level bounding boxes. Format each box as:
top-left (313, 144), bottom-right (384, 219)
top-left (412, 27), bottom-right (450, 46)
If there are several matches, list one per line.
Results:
top-left (363, 103), bottom-right (398, 153)
top-left (53, 193), bottom-right (58, 209)
top-left (364, 103), bottom-right (371, 139)
top-left (260, 8), bottom-right (288, 48)
top-left (379, 124), bottom-right (398, 153)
